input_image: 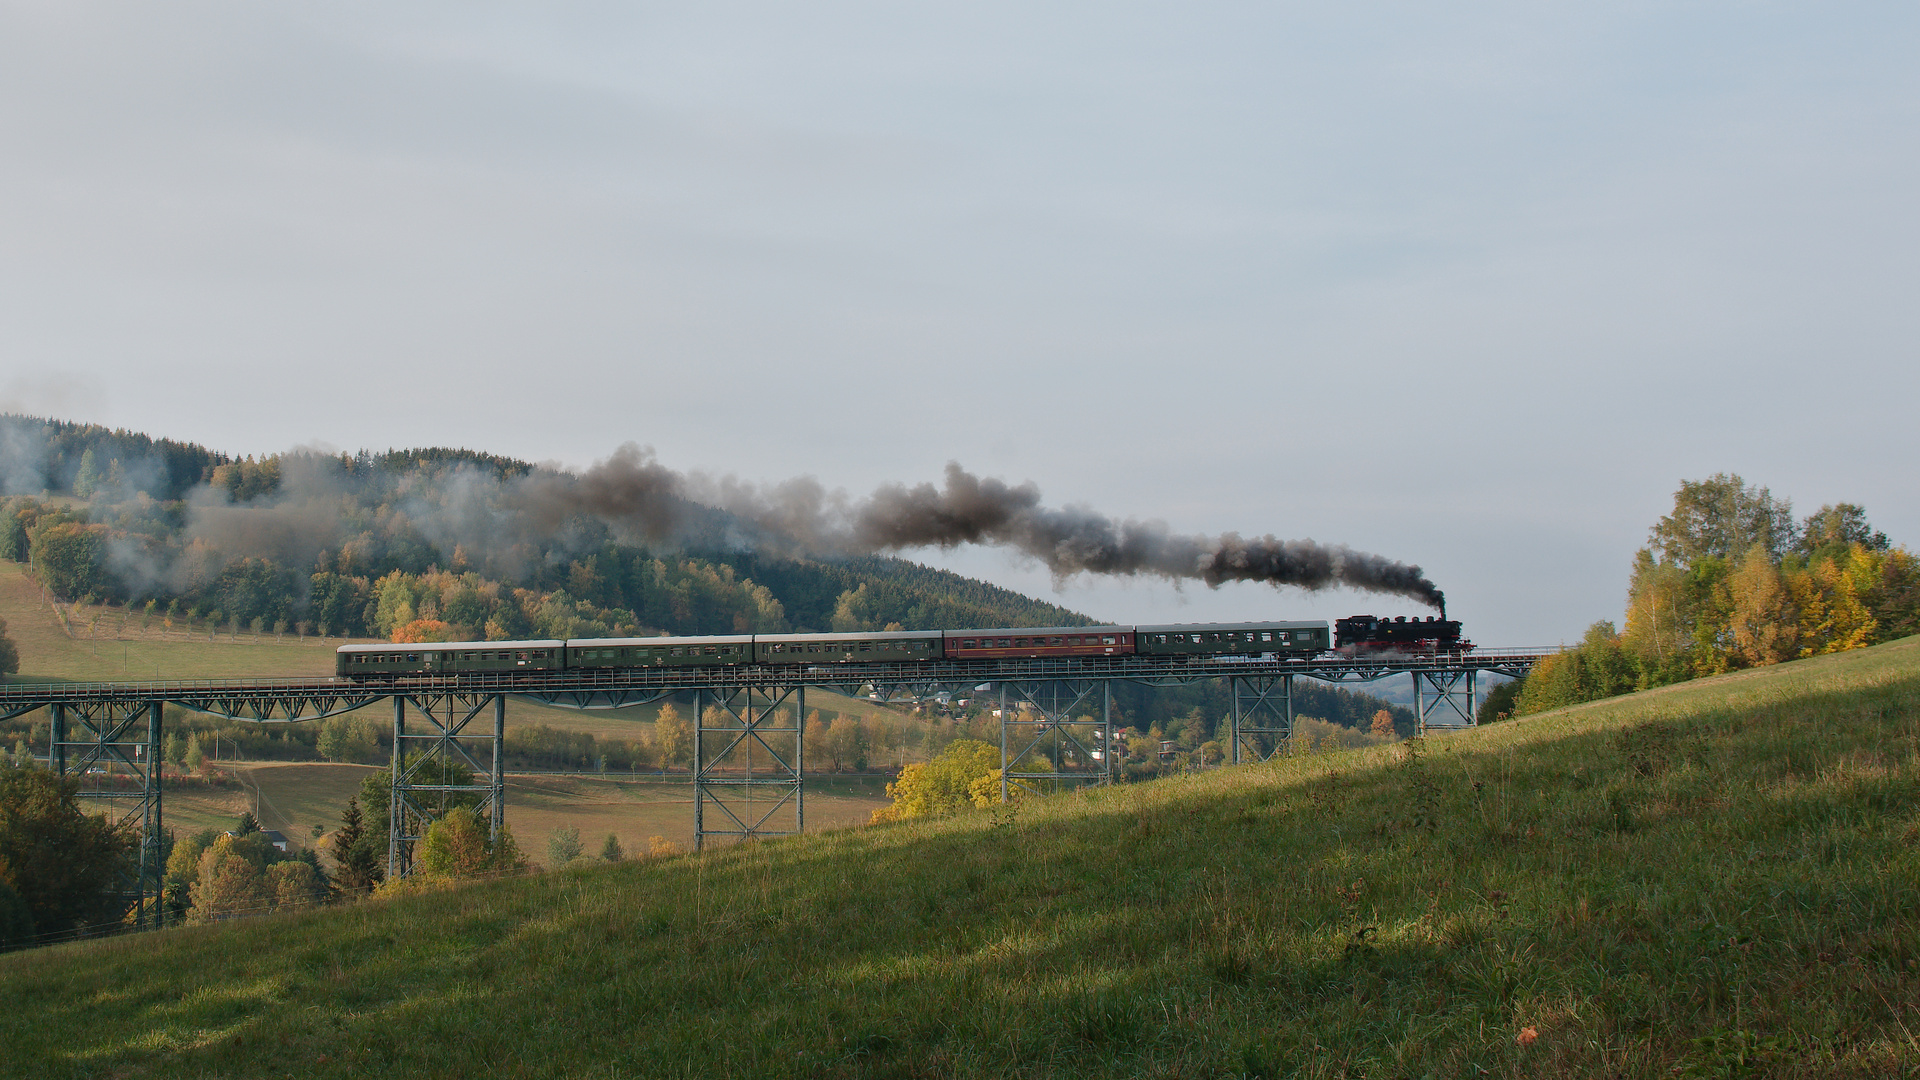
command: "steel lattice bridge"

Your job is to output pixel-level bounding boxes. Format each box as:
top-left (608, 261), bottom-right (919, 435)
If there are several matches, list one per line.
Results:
top-left (0, 647), bottom-right (1553, 926)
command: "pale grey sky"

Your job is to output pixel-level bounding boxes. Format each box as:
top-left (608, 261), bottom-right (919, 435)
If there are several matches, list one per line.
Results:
top-left (2, 2), bottom-right (1914, 643)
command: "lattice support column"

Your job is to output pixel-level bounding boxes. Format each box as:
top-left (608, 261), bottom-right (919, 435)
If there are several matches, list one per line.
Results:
top-left (1413, 669), bottom-right (1477, 734)
top-left (694, 685), bottom-right (804, 851)
top-left (48, 699), bottom-right (165, 928)
top-left (1230, 674), bottom-right (1294, 764)
top-left (996, 678), bottom-right (1113, 802)
top-left (387, 693), bottom-right (507, 879)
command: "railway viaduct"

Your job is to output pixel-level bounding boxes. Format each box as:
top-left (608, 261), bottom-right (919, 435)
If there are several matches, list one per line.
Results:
top-left (0, 648), bottom-right (1551, 927)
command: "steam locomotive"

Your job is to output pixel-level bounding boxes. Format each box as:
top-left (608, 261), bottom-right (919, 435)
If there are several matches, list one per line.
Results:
top-left (1333, 614), bottom-right (1471, 656)
top-left (336, 613), bottom-right (1469, 679)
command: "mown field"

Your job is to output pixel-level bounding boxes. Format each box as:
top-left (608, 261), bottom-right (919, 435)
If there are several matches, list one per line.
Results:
top-left (4, 632), bottom-right (1916, 1077)
top-left (165, 764), bottom-right (891, 865)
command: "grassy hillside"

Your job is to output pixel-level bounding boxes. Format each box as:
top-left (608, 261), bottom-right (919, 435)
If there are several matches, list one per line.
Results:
top-left (1, 562), bottom-right (342, 681)
top-left (5, 637), bottom-right (1917, 1076)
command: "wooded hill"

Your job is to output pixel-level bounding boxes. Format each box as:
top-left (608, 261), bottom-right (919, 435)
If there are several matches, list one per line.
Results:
top-left (0, 414), bottom-right (1090, 645)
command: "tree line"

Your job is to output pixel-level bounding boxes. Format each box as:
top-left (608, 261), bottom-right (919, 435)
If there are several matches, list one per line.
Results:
top-left (1496, 475), bottom-right (1918, 718)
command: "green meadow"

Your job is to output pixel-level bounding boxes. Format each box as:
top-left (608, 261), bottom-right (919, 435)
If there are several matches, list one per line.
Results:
top-left (4, 631), bottom-right (1916, 1077)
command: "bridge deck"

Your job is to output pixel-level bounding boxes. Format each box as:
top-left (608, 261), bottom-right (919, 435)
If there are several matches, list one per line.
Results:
top-left (0, 649), bottom-right (1556, 718)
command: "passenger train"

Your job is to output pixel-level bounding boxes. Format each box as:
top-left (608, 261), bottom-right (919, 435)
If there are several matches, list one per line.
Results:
top-left (336, 614), bottom-right (1469, 679)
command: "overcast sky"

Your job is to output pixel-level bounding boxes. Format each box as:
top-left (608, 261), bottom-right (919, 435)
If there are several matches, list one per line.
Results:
top-left (2, 2), bottom-right (1914, 644)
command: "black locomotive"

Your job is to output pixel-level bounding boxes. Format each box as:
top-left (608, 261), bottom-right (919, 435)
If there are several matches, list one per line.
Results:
top-left (1334, 614), bottom-right (1471, 656)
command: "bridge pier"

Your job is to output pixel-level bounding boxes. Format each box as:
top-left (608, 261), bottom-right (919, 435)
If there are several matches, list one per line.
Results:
top-left (386, 693), bottom-right (508, 879)
top-left (693, 685), bottom-right (805, 851)
top-left (994, 677), bottom-right (1114, 802)
top-left (1413, 669), bottom-right (1478, 733)
top-left (1228, 674), bottom-right (1295, 763)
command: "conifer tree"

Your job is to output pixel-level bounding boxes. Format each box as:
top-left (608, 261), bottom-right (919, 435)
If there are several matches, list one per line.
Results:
top-left (327, 796), bottom-right (382, 896)
top-left (72, 449), bottom-right (100, 499)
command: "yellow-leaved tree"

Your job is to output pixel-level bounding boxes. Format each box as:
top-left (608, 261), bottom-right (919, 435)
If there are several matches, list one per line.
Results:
top-left (1728, 544), bottom-right (1797, 667)
top-left (415, 808), bottom-right (526, 880)
top-left (653, 703), bottom-right (692, 769)
top-left (870, 739), bottom-right (1009, 823)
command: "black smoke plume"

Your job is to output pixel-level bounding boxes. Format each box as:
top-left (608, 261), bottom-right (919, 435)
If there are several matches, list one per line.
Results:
top-left (564, 453), bottom-right (1446, 610)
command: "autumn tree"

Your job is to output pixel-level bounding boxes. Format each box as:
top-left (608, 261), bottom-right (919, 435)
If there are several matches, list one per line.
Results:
top-left (188, 834), bottom-right (274, 922)
top-left (266, 861), bottom-right (325, 908)
top-left (393, 619), bottom-right (454, 644)
top-left (653, 703), bottom-right (692, 769)
top-left (1728, 544), bottom-right (1797, 666)
top-left (28, 521), bottom-right (110, 600)
top-left (870, 739), bottom-right (1004, 823)
top-left (827, 716), bottom-right (867, 772)
top-left (417, 808), bottom-right (525, 879)
top-left (1514, 622), bottom-right (1635, 716)
top-left (802, 711), bottom-right (830, 769)
top-left (1369, 710), bottom-right (1397, 739)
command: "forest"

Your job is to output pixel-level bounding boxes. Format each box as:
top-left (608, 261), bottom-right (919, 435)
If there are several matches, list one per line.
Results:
top-left (0, 414), bottom-right (1088, 645)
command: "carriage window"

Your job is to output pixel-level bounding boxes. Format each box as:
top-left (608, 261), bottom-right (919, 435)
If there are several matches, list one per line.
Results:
top-left (702, 646), bottom-right (717, 656)
top-left (1101, 635), bottom-right (1115, 645)
top-left (962, 639), bottom-right (977, 649)
top-left (670, 647), bottom-right (684, 657)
